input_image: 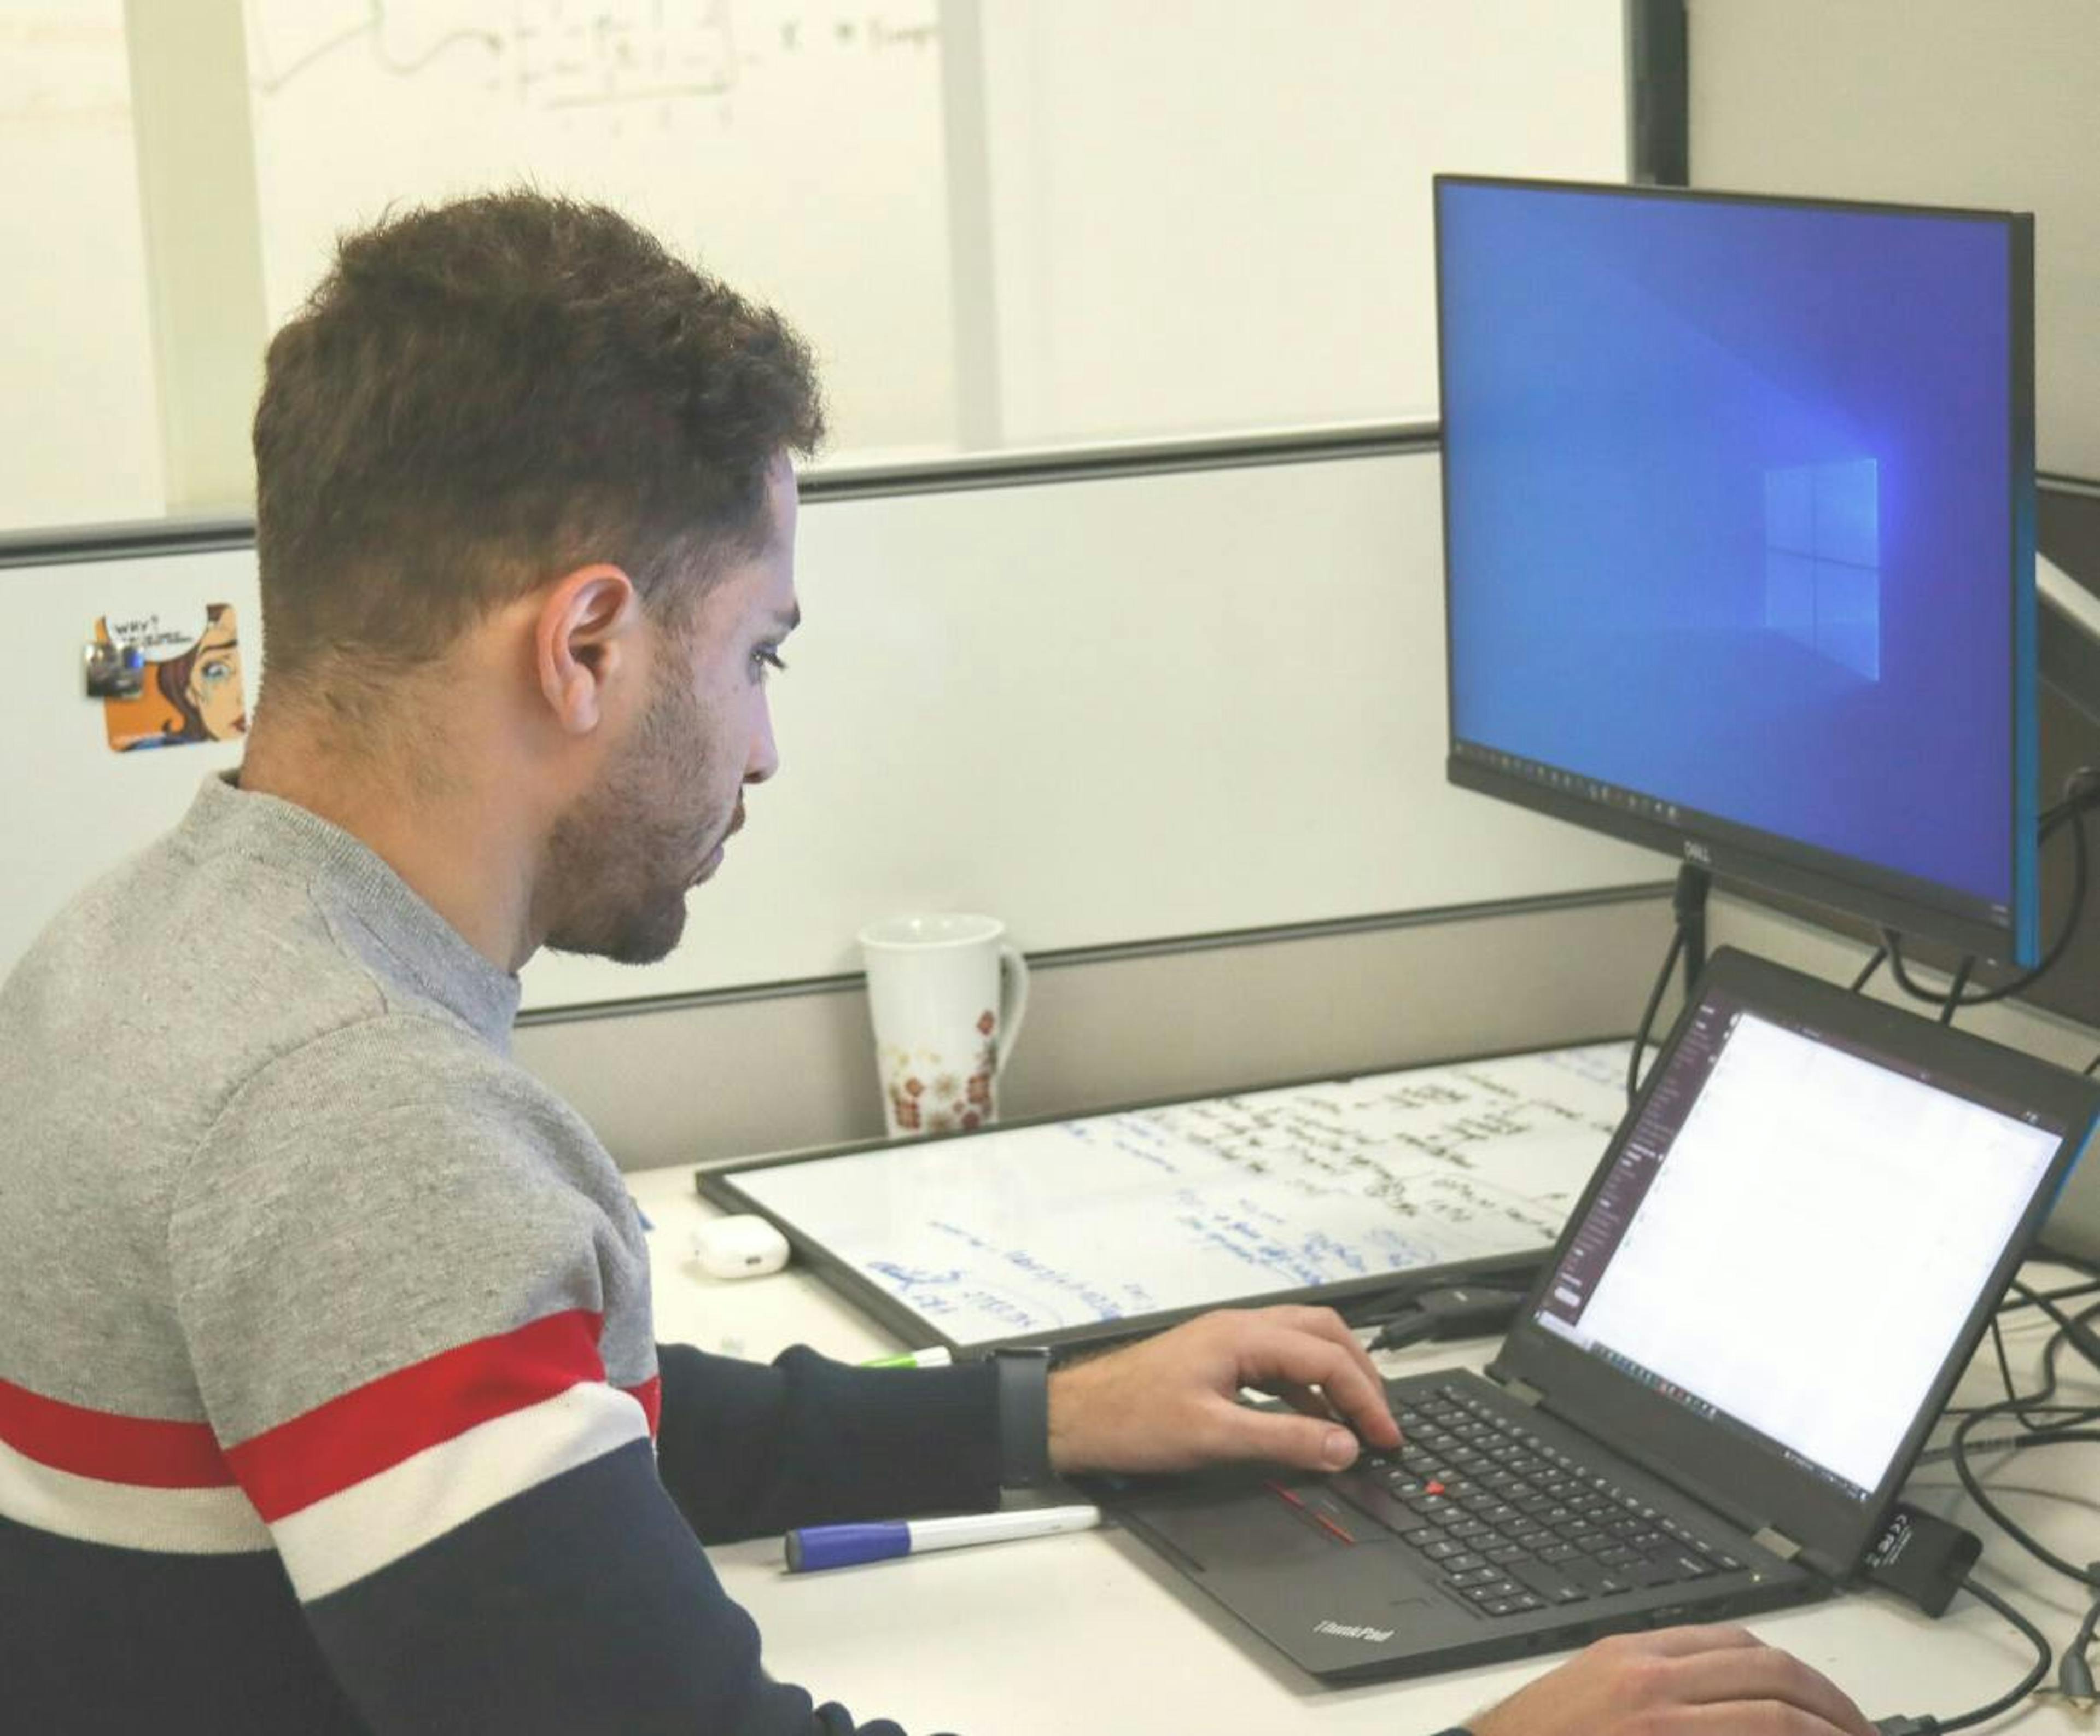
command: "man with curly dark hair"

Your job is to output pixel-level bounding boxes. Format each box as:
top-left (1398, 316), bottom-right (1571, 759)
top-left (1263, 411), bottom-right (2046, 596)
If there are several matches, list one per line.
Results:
top-left (0, 192), bottom-right (1876, 1736)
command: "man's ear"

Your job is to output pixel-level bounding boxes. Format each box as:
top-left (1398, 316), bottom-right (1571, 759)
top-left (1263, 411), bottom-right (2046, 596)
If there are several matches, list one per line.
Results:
top-left (534, 564), bottom-right (641, 735)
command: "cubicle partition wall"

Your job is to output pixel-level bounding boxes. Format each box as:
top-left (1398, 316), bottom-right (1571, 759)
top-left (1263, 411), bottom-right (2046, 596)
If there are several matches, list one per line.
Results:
top-left (1, 434), bottom-right (1677, 1164)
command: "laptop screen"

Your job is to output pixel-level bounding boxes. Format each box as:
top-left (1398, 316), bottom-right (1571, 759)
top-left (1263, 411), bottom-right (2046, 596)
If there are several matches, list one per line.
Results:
top-left (1532, 986), bottom-right (2064, 1501)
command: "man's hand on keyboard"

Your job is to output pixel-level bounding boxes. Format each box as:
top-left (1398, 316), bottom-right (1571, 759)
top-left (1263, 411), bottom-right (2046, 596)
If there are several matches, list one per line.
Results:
top-left (1469, 1625), bottom-right (1876, 1736)
top-left (1045, 1305), bottom-right (1402, 1476)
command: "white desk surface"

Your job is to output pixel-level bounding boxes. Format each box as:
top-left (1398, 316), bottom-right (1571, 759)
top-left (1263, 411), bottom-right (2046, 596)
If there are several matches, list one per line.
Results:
top-left (630, 1163), bottom-right (2100, 1735)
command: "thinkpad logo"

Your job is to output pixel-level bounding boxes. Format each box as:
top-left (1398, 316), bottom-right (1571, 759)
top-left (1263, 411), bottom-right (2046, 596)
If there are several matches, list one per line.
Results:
top-left (1314, 1619), bottom-right (1395, 1644)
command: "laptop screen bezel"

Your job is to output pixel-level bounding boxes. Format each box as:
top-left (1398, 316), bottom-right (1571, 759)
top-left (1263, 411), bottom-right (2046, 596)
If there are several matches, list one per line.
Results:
top-left (1489, 946), bottom-right (2096, 1580)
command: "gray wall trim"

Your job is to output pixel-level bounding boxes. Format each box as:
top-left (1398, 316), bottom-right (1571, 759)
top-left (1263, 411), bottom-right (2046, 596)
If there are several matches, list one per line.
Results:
top-left (798, 420), bottom-right (1442, 499)
top-left (515, 889), bottom-right (1676, 1172)
top-left (0, 422), bottom-right (1447, 568)
top-left (514, 880), bottom-right (1673, 1028)
top-left (0, 516), bottom-right (255, 570)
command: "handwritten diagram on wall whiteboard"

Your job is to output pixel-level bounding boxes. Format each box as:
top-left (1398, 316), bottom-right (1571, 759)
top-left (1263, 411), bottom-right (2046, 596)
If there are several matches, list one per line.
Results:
top-left (708, 1041), bottom-right (1631, 1351)
top-left (241, 0), bottom-right (955, 457)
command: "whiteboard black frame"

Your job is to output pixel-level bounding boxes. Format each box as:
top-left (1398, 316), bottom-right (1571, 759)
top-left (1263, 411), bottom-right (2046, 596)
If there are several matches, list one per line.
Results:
top-left (696, 1030), bottom-right (1632, 1359)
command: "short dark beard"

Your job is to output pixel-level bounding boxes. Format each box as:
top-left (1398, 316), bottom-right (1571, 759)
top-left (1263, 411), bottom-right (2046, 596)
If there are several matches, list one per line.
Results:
top-left (538, 648), bottom-right (719, 965)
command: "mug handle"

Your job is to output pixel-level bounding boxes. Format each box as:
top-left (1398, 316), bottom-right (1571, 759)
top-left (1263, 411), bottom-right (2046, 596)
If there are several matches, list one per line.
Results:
top-left (994, 945), bottom-right (1030, 1074)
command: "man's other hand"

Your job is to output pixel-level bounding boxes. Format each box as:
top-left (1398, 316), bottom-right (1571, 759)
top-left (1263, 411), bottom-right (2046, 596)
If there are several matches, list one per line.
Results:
top-left (1044, 1306), bottom-right (1401, 1476)
top-left (1471, 1626), bottom-right (1877, 1736)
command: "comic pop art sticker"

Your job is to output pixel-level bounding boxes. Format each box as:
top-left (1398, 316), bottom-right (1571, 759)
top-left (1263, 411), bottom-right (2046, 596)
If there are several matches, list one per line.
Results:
top-left (97, 604), bottom-right (248, 753)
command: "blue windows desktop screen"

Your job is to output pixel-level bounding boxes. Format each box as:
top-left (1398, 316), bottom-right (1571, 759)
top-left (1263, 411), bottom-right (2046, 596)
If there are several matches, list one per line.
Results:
top-left (1437, 178), bottom-right (2035, 963)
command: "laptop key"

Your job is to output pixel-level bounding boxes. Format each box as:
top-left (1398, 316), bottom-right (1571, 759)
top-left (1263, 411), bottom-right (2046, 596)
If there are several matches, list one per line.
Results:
top-left (1508, 1559), bottom-right (1590, 1605)
top-left (1562, 1558), bottom-right (1635, 1598)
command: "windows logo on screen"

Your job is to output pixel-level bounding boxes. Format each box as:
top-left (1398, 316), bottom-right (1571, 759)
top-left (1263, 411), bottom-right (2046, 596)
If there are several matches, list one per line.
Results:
top-left (1763, 458), bottom-right (1882, 682)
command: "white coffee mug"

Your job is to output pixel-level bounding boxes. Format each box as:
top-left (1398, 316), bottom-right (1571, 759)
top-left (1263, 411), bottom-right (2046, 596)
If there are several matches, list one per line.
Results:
top-left (858, 913), bottom-right (1030, 1139)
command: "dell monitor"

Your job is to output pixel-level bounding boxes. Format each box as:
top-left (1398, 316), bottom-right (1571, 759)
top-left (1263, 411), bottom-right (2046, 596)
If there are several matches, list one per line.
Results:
top-left (1436, 176), bottom-right (2037, 965)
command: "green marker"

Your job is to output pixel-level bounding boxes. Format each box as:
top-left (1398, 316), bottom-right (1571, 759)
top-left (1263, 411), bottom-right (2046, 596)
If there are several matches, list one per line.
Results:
top-left (862, 1346), bottom-right (953, 1369)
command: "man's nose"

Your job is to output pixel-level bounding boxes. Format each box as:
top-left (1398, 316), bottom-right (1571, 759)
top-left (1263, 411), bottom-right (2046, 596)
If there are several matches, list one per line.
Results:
top-left (745, 702), bottom-right (779, 785)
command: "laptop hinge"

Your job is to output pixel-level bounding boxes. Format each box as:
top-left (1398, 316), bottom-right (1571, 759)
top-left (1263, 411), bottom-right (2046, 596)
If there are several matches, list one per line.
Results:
top-left (1502, 1378), bottom-right (1545, 1408)
top-left (1752, 1525), bottom-right (1804, 1562)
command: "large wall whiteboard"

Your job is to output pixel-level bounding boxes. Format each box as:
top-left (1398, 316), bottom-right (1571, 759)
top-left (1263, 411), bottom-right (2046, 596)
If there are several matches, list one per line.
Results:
top-left (242, 0), bottom-right (956, 459)
top-left (0, 450), bottom-right (1662, 1010)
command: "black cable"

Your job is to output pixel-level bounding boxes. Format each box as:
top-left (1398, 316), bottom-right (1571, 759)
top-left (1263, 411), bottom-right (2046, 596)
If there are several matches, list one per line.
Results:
top-left (1849, 945), bottom-right (1887, 994)
top-left (1933, 1575), bottom-right (2054, 1732)
top-left (1938, 954), bottom-right (1975, 1026)
top-left (2008, 1280), bottom-right (2100, 1377)
top-left (1934, 1295), bottom-right (2100, 1585)
top-left (1880, 771), bottom-right (2100, 1012)
top-left (1924, 1406), bottom-right (2100, 1444)
top-left (1934, 1279), bottom-right (2100, 1425)
top-left (2063, 1572), bottom-right (2100, 1702)
top-left (1948, 1415), bottom-right (2100, 1589)
top-left (2000, 1275), bottom-right (2100, 1313)
top-left (1956, 1288), bottom-right (2100, 1428)
top-left (1626, 923), bottom-right (1685, 1109)
top-left (1984, 1314), bottom-right (2045, 1430)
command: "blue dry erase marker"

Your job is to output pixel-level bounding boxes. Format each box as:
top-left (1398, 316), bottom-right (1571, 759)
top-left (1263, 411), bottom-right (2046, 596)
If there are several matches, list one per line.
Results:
top-left (784, 1504), bottom-right (1100, 1572)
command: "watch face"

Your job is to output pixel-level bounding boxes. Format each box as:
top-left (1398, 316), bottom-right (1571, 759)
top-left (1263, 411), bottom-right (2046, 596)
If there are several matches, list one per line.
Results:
top-left (992, 1348), bottom-right (1053, 1486)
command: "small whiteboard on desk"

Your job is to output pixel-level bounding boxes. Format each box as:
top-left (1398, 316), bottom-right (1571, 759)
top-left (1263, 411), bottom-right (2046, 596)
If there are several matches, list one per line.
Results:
top-left (702, 1042), bottom-right (1632, 1354)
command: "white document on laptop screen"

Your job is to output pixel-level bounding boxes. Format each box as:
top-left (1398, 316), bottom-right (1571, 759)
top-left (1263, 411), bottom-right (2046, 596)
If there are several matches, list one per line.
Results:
top-left (1565, 1012), bottom-right (2057, 1494)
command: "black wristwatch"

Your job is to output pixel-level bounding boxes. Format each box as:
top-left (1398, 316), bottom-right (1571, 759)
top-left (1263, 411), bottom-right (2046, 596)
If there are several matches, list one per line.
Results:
top-left (990, 1345), bottom-right (1052, 1488)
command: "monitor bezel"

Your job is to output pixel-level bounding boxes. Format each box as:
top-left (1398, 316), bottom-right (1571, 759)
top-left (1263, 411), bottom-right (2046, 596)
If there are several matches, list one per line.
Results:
top-left (1434, 173), bottom-right (2039, 966)
top-left (1489, 946), bottom-right (2096, 1578)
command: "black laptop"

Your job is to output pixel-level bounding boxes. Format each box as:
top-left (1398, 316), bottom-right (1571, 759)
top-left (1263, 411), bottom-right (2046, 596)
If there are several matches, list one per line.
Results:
top-left (1101, 947), bottom-right (2099, 1683)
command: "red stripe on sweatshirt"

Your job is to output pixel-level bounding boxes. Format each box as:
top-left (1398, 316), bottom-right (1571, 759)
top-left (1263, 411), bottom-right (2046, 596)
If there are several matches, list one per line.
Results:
top-left (225, 1309), bottom-right (607, 1523)
top-left (622, 1375), bottom-right (662, 1437)
top-left (0, 1377), bottom-right (235, 1489)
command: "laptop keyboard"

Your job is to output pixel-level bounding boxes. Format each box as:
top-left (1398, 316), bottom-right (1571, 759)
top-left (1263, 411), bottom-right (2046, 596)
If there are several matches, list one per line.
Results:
top-left (1327, 1381), bottom-right (1748, 1620)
